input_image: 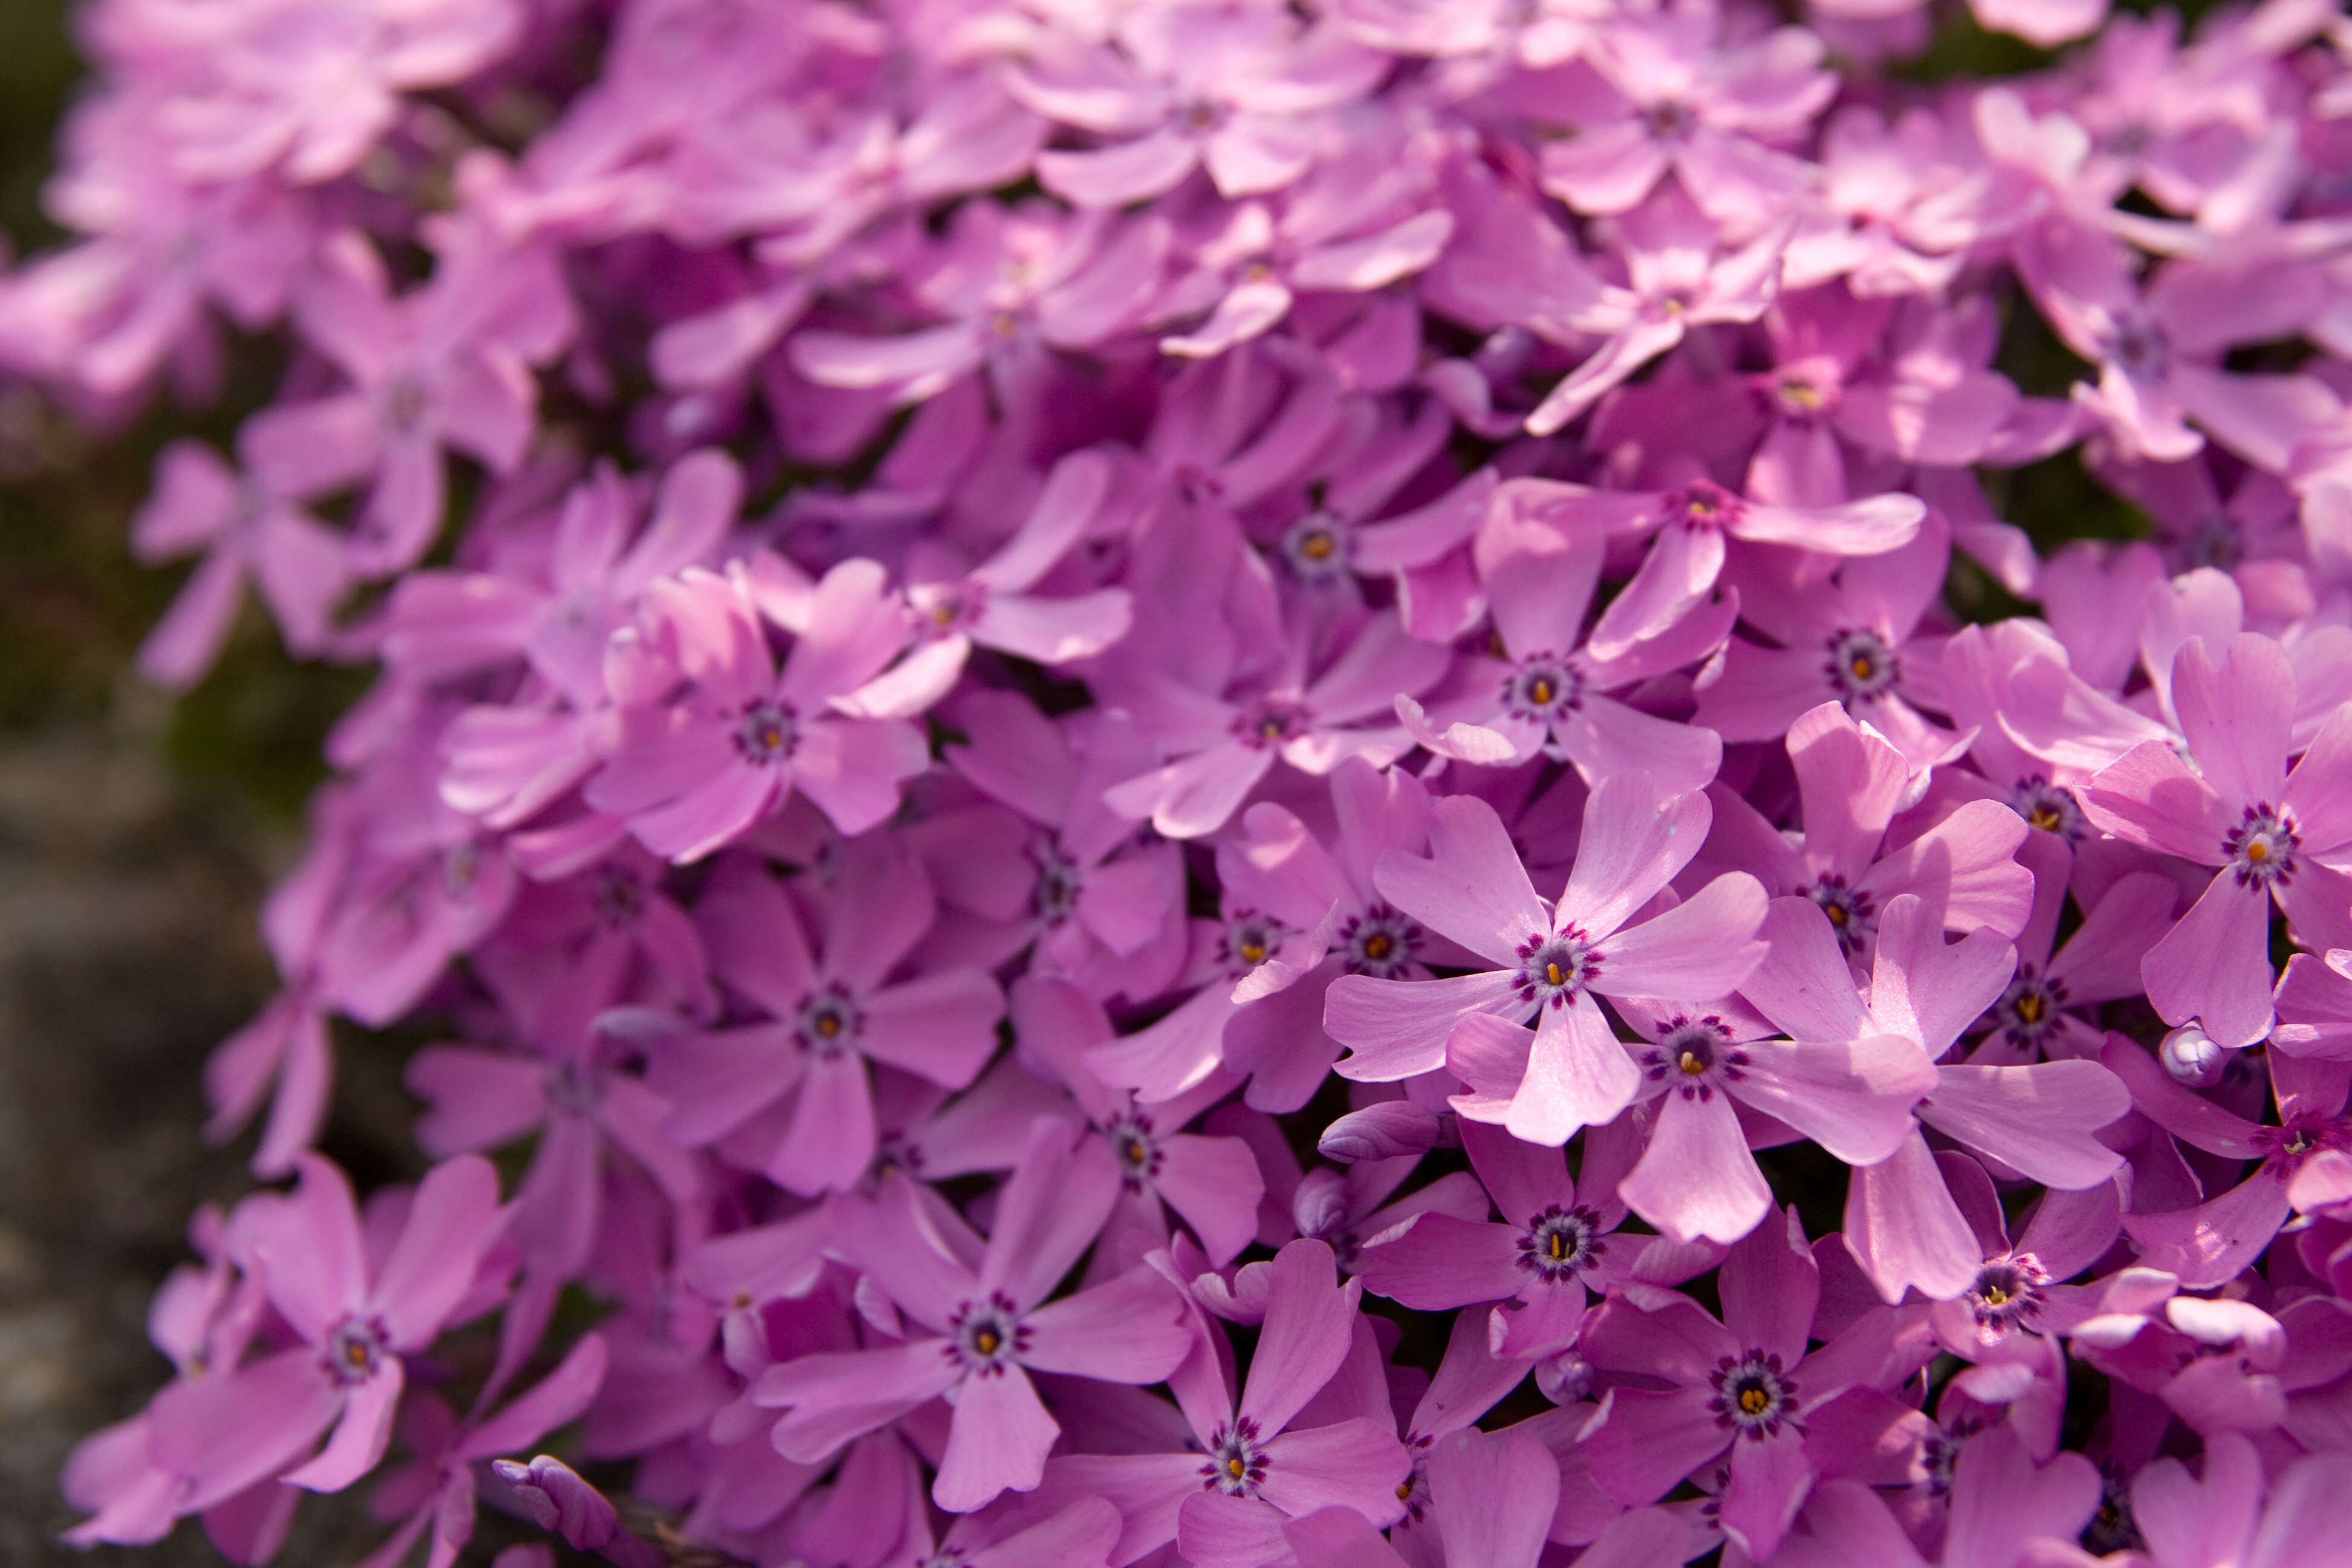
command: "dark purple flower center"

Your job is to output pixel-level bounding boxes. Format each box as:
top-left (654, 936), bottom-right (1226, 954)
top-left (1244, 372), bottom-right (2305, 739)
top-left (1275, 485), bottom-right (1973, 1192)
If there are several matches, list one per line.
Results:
top-left (2106, 317), bottom-right (2171, 382)
top-left (1671, 480), bottom-right (1743, 533)
top-left (546, 1058), bottom-right (602, 1114)
top-left (2224, 804), bottom-right (2299, 890)
top-left (590, 862), bottom-right (647, 927)
top-left (795, 984), bottom-right (864, 1056)
top-left (1993, 967), bottom-right (2069, 1047)
top-left (1515, 1203), bottom-right (1604, 1284)
top-left (1644, 100), bottom-right (1694, 140)
top-left (1200, 1417), bottom-right (1269, 1497)
top-left (1965, 1253), bottom-right (2050, 1341)
top-left (1336, 901), bottom-right (1421, 979)
top-left (1108, 1112), bottom-right (1161, 1187)
top-left (947, 1292), bottom-right (1029, 1376)
top-left (912, 579), bottom-right (985, 638)
top-left (1234, 696), bottom-right (1310, 749)
top-left (1030, 841), bottom-right (1082, 926)
top-left (1708, 1351), bottom-right (1798, 1439)
top-left (324, 1315), bottom-right (390, 1385)
top-left (2011, 777), bottom-right (2083, 841)
top-left (1503, 655), bottom-right (1584, 725)
top-left (1222, 910), bottom-right (1287, 974)
top-left (1824, 629), bottom-right (1898, 699)
top-left (1641, 1016), bottom-right (1747, 1102)
top-left (1279, 514), bottom-right (1352, 582)
top-left (1514, 928), bottom-right (1601, 1010)
top-left (1802, 874), bottom-right (1877, 955)
top-left (736, 700), bottom-right (798, 763)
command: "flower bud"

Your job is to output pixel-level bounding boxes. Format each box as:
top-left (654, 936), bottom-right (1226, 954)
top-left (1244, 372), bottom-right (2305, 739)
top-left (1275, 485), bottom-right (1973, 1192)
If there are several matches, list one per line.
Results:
top-left (1318, 1102), bottom-right (1441, 1163)
top-left (2160, 1022), bottom-right (2225, 1086)
top-left (1537, 1350), bottom-right (1595, 1405)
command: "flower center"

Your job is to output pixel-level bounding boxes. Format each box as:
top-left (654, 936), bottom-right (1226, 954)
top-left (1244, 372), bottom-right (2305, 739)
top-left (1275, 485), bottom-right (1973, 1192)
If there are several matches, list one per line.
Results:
top-left (1279, 515), bottom-right (1351, 581)
top-left (1515, 929), bottom-right (1601, 1010)
top-left (1993, 969), bottom-right (2069, 1046)
top-left (948, 1293), bottom-right (1028, 1376)
top-left (1824, 629), bottom-right (1898, 699)
top-left (795, 984), bottom-right (864, 1056)
top-left (1234, 697), bottom-right (1310, 750)
top-left (912, 580), bottom-right (986, 638)
top-left (1671, 480), bottom-right (1740, 532)
top-left (1802, 874), bottom-right (1878, 955)
top-left (1644, 100), bottom-right (1693, 140)
top-left (324, 1316), bottom-right (390, 1385)
top-left (1336, 901), bottom-right (1422, 979)
top-left (1108, 1114), bottom-right (1160, 1187)
top-left (2223, 804), bottom-right (2301, 890)
top-left (1223, 911), bottom-right (1287, 974)
top-left (2011, 777), bottom-right (2083, 841)
top-left (2107, 317), bottom-right (2171, 382)
top-left (1965, 1254), bottom-right (2050, 1341)
top-left (590, 863), bottom-right (647, 927)
top-left (1516, 1203), bottom-right (1606, 1284)
top-left (1200, 1419), bottom-right (1269, 1497)
top-left (1708, 1352), bottom-right (1798, 1439)
top-left (1503, 655), bottom-right (1583, 724)
top-left (1030, 841), bottom-right (1082, 926)
top-left (736, 700), bottom-right (798, 763)
top-left (1640, 1016), bottom-right (1746, 1101)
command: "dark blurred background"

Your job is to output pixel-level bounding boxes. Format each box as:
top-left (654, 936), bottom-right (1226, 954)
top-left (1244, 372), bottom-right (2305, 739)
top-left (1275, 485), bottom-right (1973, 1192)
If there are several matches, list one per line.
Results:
top-left (0, 4), bottom-right (391, 1563)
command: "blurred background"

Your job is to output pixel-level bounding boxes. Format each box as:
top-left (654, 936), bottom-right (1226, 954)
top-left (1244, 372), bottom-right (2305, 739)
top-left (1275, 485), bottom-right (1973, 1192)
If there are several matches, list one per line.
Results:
top-left (0, 4), bottom-right (400, 1561)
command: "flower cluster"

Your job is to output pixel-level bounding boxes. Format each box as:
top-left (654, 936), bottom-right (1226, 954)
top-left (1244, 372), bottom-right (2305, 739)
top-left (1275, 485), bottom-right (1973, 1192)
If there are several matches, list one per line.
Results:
top-left (17, 0), bottom-right (2352, 1563)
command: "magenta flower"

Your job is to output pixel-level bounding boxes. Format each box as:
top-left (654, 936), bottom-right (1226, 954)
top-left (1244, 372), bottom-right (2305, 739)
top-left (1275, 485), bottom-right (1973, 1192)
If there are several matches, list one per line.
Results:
top-left (2079, 633), bottom-right (2352, 1047)
top-left (1536, 10), bottom-right (1834, 224)
top-left (584, 557), bottom-right (931, 860)
top-left (1035, 1238), bottom-right (1411, 1565)
top-left (1013, 975), bottom-right (1268, 1268)
top-left (1013, 10), bottom-right (1387, 208)
top-left (1282, 1427), bottom-right (1557, 1568)
top-left (1100, 606), bottom-right (1449, 839)
top-left (1741, 893), bottom-right (2130, 1302)
top-left (943, 692), bottom-right (1190, 1005)
top-left (2116, 1433), bottom-right (2352, 1568)
top-left (1693, 698), bottom-right (2035, 961)
top-left (1356, 1120), bottom-right (1688, 1356)
top-left (144, 1154), bottom-right (507, 1512)
top-left (1606, 990), bottom-right (1938, 1246)
top-left (129, 439), bottom-right (350, 688)
top-left (648, 841), bottom-right (1003, 1194)
top-left (1326, 776), bottom-right (1769, 1144)
top-left (2103, 1034), bottom-right (2352, 1288)
top-left (1397, 485), bottom-right (1733, 791)
top-left (838, 450), bottom-right (1132, 714)
top-left (1579, 1206), bottom-right (1936, 1561)
top-left (1694, 510), bottom-right (1965, 769)
top-left (1521, 182), bottom-right (1792, 437)
top-left (1967, 831), bottom-right (2178, 1064)
top-left (1765, 1422), bottom-right (2100, 1568)
top-left (755, 1118), bottom-right (1194, 1512)
top-left (242, 228), bottom-right (572, 575)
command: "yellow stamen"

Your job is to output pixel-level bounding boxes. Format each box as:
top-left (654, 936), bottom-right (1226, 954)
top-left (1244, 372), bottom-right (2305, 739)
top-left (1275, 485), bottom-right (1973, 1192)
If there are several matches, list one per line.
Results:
top-left (1738, 1387), bottom-right (1769, 1416)
top-left (1546, 961), bottom-right (1564, 987)
top-left (1678, 1051), bottom-right (1706, 1076)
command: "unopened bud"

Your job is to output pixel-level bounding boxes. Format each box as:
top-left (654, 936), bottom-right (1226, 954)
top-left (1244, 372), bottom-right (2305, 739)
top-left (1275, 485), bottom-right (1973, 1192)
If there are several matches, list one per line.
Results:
top-left (1292, 1168), bottom-right (1350, 1241)
top-left (1537, 1351), bottom-right (1595, 1405)
top-left (1318, 1102), bottom-right (1441, 1163)
top-left (2160, 1022), bottom-right (2224, 1086)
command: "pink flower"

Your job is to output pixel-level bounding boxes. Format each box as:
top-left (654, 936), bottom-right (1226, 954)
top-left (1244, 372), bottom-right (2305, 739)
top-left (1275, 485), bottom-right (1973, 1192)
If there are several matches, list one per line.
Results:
top-left (1325, 774), bottom-right (1769, 1144)
top-left (755, 1118), bottom-right (1195, 1512)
